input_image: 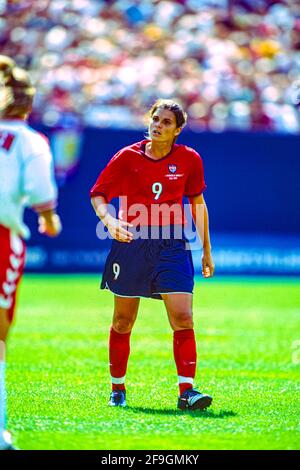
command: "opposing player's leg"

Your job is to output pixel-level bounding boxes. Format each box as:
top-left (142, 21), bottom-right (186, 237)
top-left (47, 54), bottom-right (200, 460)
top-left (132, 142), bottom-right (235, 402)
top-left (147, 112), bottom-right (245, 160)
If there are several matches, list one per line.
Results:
top-left (0, 227), bottom-right (25, 449)
top-left (0, 310), bottom-right (16, 450)
top-left (162, 293), bottom-right (212, 411)
top-left (108, 296), bottom-right (140, 407)
top-left (0, 309), bottom-right (10, 341)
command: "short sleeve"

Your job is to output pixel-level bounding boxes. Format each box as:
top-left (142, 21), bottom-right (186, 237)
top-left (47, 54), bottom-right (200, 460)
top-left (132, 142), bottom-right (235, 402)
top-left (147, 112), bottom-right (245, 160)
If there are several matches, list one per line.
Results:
top-left (22, 132), bottom-right (57, 210)
top-left (184, 150), bottom-right (206, 197)
top-left (90, 149), bottom-right (127, 202)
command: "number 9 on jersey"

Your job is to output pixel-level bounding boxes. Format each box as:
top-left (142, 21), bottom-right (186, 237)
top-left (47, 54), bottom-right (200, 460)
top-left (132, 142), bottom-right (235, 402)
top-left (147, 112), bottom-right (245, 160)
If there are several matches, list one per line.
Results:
top-left (152, 182), bottom-right (162, 200)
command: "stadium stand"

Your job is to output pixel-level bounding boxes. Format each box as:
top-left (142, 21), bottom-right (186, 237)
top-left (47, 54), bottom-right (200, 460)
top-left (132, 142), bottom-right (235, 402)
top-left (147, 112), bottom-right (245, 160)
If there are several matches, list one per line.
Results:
top-left (1, 0), bottom-right (299, 132)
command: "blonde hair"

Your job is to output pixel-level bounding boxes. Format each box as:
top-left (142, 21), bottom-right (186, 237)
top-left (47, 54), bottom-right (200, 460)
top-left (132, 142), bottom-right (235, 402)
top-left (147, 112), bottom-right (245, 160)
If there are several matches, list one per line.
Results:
top-left (0, 55), bottom-right (35, 118)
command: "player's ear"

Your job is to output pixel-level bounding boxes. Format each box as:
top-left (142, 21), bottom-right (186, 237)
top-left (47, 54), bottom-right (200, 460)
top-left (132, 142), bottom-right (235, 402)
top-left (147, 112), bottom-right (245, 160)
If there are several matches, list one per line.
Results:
top-left (174, 128), bottom-right (182, 136)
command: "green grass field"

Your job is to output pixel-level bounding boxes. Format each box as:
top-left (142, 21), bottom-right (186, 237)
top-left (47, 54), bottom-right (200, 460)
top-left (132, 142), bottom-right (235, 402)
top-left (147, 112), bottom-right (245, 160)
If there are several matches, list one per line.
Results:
top-left (6, 275), bottom-right (300, 450)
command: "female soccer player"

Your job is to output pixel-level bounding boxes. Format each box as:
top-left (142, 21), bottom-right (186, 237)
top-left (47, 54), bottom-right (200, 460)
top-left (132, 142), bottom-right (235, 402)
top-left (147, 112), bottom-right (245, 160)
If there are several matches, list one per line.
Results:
top-left (0, 56), bottom-right (61, 449)
top-left (90, 99), bottom-right (214, 411)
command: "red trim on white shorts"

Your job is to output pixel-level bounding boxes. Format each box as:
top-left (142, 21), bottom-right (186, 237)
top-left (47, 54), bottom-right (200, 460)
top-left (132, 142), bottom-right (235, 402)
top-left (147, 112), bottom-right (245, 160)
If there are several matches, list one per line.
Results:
top-left (0, 225), bottom-right (26, 322)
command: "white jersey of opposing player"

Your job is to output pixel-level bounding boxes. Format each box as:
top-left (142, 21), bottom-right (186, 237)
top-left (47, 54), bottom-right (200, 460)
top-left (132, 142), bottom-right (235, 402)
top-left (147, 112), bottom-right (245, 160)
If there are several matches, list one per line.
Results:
top-left (0, 119), bottom-right (57, 239)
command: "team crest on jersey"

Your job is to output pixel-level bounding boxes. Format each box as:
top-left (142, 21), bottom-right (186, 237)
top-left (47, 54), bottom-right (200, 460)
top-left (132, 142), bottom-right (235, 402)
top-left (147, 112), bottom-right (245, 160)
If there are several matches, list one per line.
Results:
top-left (165, 163), bottom-right (183, 180)
top-left (168, 164), bottom-right (177, 174)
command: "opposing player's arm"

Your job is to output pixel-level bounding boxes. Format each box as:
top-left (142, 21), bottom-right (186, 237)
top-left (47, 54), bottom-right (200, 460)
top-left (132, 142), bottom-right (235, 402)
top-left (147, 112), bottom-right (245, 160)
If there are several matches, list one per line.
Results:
top-left (188, 193), bottom-right (214, 278)
top-left (91, 195), bottom-right (133, 243)
top-left (23, 135), bottom-right (61, 237)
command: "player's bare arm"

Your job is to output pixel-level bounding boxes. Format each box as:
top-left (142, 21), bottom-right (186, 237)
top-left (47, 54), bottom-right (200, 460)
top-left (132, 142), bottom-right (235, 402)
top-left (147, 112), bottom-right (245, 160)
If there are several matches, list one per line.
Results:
top-left (189, 193), bottom-right (215, 278)
top-left (91, 195), bottom-right (133, 243)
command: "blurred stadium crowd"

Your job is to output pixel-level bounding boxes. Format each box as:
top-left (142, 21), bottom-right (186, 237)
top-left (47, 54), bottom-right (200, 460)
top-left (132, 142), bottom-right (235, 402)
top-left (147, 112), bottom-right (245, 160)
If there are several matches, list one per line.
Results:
top-left (1, 0), bottom-right (300, 132)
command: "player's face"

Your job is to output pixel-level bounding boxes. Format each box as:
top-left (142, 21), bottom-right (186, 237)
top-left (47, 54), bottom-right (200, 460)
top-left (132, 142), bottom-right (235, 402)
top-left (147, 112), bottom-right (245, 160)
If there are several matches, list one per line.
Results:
top-left (149, 108), bottom-right (181, 144)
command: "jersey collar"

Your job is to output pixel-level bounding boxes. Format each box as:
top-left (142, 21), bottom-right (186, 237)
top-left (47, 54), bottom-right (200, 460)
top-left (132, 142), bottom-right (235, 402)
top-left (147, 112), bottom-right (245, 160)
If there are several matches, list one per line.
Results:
top-left (139, 140), bottom-right (179, 163)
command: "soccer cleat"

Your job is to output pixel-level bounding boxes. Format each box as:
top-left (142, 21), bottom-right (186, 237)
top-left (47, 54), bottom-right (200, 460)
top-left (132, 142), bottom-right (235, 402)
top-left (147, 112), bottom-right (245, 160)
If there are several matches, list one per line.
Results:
top-left (108, 390), bottom-right (126, 407)
top-left (177, 388), bottom-right (212, 411)
top-left (0, 431), bottom-right (17, 450)
top-left (0, 443), bottom-right (17, 450)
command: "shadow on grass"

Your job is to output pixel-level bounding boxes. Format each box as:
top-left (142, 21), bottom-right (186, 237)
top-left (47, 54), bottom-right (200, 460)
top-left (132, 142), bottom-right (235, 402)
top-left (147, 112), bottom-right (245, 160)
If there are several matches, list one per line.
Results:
top-left (124, 407), bottom-right (236, 419)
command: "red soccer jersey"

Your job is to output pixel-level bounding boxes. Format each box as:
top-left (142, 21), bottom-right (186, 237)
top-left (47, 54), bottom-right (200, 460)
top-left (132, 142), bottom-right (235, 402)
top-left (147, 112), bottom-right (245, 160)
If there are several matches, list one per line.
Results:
top-left (90, 140), bottom-right (206, 226)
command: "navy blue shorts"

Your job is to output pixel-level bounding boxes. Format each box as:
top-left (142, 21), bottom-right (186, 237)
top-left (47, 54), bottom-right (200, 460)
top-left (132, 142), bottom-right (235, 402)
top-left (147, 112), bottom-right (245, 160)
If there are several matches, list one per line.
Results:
top-left (101, 229), bottom-right (194, 300)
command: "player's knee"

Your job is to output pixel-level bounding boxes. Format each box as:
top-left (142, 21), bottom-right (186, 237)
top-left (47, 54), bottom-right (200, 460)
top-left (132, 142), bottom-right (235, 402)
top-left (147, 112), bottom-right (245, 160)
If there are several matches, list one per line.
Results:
top-left (113, 315), bottom-right (134, 334)
top-left (0, 308), bottom-right (11, 342)
top-left (172, 311), bottom-right (194, 330)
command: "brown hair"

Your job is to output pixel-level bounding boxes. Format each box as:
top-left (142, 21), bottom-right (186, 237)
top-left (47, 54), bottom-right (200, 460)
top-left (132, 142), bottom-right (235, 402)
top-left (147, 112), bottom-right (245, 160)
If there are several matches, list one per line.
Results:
top-left (149, 99), bottom-right (187, 128)
top-left (0, 55), bottom-right (35, 118)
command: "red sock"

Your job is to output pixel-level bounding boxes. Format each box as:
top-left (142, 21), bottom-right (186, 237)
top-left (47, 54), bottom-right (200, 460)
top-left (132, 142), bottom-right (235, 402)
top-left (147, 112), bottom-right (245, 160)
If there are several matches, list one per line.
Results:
top-left (109, 327), bottom-right (131, 391)
top-left (173, 329), bottom-right (197, 395)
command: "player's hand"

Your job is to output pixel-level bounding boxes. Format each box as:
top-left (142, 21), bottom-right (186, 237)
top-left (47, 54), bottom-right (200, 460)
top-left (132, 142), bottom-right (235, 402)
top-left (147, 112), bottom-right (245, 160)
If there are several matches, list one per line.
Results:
top-left (106, 216), bottom-right (133, 243)
top-left (38, 213), bottom-right (62, 237)
top-left (202, 250), bottom-right (215, 278)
